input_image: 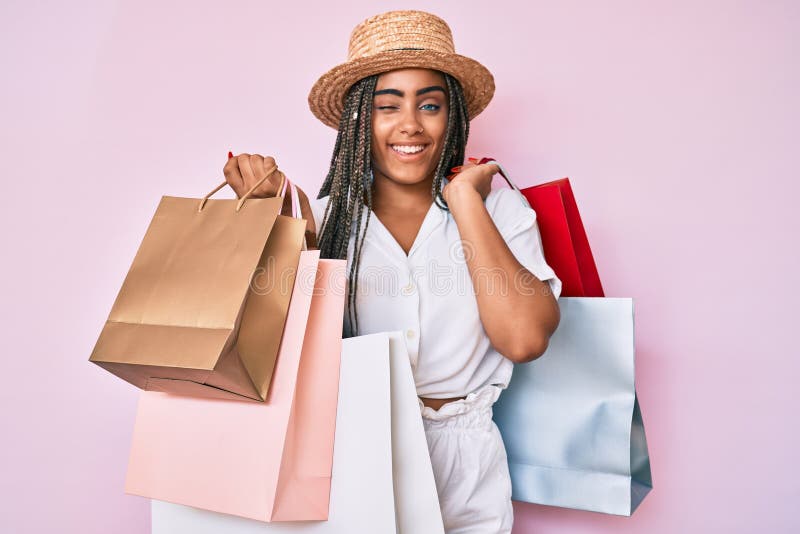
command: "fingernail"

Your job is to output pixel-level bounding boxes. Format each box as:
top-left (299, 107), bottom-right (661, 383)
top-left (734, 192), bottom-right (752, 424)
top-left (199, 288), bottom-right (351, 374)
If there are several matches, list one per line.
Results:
top-left (228, 151), bottom-right (234, 159)
top-left (468, 157), bottom-right (478, 163)
top-left (451, 166), bottom-right (462, 172)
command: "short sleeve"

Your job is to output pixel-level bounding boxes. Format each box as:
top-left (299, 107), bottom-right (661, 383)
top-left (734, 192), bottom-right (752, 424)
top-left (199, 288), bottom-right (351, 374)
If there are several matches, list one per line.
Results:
top-left (486, 187), bottom-right (562, 300)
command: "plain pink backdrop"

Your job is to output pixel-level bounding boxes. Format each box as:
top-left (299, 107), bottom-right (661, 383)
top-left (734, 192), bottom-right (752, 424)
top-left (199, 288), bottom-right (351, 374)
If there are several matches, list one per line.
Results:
top-left (2, 1), bottom-right (797, 532)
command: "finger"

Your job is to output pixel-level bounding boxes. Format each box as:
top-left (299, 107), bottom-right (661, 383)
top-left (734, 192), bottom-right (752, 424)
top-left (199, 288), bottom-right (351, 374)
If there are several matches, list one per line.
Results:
top-left (250, 154), bottom-right (266, 185)
top-left (251, 154), bottom-right (279, 197)
top-left (450, 162), bottom-right (475, 173)
top-left (223, 154), bottom-right (245, 196)
top-left (485, 162), bottom-right (501, 175)
top-left (237, 153), bottom-right (257, 191)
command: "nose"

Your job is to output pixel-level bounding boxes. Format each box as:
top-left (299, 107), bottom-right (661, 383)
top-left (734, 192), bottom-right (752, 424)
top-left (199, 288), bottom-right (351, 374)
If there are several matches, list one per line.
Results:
top-left (398, 105), bottom-right (424, 136)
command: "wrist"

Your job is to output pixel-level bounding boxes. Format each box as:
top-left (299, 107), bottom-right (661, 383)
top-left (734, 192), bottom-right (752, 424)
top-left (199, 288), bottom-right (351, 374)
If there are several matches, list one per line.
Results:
top-left (445, 181), bottom-right (482, 213)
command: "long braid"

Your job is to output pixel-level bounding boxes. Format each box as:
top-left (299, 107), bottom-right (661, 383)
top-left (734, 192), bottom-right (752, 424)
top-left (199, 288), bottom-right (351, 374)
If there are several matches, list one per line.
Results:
top-left (433, 74), bottom-right (470, 211)
top-left (317, 72), bottom-right (470, 337)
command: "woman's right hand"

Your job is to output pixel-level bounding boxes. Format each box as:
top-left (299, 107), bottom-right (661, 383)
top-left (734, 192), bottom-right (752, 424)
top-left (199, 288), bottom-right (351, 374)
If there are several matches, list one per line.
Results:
top-left (223, 153), bottom-right (284, 199)
top-left (224, 152), bottom-right (318, 249)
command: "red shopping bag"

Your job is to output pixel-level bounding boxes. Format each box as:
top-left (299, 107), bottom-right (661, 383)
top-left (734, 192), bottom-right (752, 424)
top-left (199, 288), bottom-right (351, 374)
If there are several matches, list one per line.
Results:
top-left (519, 178), bottom-right (604, 297)
top-left (479, 158), bottom-right (604, 297)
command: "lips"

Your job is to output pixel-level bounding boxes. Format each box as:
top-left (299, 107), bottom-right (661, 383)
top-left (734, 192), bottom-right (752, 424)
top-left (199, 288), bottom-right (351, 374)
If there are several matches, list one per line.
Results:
top-left (389, 144), bottom-right (429, 159)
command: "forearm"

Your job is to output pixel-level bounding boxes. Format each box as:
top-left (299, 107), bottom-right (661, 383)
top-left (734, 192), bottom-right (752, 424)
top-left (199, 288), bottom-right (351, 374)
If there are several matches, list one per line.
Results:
top-left (447, 183), bottom-right (559, 363)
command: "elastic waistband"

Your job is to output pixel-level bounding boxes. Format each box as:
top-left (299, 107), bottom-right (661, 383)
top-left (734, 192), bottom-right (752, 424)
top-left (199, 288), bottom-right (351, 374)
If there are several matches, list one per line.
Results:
top-left (419, 384), bottom-right (502, 431)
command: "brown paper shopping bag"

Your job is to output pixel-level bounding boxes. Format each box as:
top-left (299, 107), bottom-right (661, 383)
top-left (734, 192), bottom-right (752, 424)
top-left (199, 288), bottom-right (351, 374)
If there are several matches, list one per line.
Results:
top-left (90, 167), bottom-right (307, 402)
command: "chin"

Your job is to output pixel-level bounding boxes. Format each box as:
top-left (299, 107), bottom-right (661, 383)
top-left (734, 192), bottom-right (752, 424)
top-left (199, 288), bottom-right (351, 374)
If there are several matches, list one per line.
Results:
top-left (378, 163), bottom-right (438, 185)
top-left (391, 171), bottom-right (431, 185)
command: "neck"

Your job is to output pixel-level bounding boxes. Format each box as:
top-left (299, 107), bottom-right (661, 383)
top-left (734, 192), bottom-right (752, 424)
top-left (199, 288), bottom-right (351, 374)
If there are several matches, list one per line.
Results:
top-left (370, 168), bottom-right (436, 213)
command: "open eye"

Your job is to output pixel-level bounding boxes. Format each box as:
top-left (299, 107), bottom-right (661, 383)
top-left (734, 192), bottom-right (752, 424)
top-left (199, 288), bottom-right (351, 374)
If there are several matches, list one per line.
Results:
top-left (420, 103), bottom-right (440, 111)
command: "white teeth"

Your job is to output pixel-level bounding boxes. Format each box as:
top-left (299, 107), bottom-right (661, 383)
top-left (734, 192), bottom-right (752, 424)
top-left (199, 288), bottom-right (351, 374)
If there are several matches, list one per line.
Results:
top-left (391, 145), bottom-right (425, 154)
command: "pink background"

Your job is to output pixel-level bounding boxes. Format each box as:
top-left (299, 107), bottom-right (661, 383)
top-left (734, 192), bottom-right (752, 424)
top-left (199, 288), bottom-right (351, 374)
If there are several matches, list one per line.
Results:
top-left (2, 1), bottom-right (797, 532)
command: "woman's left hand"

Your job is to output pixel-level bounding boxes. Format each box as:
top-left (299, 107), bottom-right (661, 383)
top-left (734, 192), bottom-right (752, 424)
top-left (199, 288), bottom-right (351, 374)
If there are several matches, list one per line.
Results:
top-left (442, 157), bottom-right (500, 203)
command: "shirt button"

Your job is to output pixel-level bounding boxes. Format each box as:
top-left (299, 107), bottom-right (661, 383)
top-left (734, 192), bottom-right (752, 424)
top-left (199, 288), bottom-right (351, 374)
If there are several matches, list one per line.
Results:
top-left (406, 329), bottom-right (416, 339)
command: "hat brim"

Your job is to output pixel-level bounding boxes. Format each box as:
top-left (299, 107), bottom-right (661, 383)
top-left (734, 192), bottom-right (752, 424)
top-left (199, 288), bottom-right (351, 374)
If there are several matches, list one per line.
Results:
top-left (308, 49), bottom-right (495, 129)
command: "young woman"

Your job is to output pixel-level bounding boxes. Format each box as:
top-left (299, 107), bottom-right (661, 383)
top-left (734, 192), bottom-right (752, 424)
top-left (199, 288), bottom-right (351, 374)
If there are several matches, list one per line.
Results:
top-left (223, 10), bottom-right (562, 534)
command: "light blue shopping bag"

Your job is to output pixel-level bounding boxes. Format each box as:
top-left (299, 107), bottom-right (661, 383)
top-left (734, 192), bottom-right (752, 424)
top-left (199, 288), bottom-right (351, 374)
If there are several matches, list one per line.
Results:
top-left (493, 297), bottom-right (652, 516)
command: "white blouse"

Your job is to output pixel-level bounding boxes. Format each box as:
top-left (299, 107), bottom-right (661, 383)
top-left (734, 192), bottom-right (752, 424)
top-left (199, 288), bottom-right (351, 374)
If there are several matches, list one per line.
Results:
top-left (309, 184), bottom-right (562, 399)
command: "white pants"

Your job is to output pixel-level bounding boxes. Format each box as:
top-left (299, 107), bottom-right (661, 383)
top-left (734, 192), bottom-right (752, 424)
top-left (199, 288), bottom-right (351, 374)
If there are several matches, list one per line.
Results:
top-left (419, 385), bottom-right (514, 534)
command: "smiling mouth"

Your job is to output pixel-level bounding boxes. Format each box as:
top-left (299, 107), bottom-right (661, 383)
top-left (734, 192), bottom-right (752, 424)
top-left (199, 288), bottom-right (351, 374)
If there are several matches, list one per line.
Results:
top-left (390, 144), bottom-right (428, 156)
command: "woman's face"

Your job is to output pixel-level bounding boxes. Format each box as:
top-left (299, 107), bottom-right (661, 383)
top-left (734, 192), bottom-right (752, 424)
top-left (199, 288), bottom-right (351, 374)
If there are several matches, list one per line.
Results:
top-left (370, 68), bottom-right (449, 188)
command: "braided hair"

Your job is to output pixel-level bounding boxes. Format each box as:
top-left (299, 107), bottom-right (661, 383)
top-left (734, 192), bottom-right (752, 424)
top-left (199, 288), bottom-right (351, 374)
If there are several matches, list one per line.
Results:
top-left (316, 71), bottom-right (470, 337)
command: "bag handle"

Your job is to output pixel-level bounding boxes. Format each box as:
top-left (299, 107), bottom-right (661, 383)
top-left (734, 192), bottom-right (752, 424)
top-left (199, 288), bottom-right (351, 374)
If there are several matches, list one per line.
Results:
top-left (274, 174), bottom-right (308, 251)
top-left (197, 164), bottom-right (286, 212)
top-left (198, 164), bottom-right (308, 250)
top-left (290, 181), bottom-right (308, 251)
top-left (479, 157), bottom-right (532, 208)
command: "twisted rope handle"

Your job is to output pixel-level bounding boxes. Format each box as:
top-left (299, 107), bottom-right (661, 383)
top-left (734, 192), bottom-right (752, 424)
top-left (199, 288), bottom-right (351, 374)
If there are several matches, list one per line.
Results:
top-left (198, 162), bottom-right (308, 249)
top-left (197, 164), bottom-right (285, 212)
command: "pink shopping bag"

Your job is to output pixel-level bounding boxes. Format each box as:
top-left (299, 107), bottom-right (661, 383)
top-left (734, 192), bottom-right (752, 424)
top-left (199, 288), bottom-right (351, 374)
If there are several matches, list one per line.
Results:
top-left (124, 251), bottom-right (346, 522)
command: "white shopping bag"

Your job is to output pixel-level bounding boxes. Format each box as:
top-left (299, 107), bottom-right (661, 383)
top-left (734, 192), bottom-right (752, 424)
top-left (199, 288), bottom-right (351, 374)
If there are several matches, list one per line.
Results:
top-left (152, 331), bottom-right (444, 533)
top-left (384, 331), bottom-right (445, 534)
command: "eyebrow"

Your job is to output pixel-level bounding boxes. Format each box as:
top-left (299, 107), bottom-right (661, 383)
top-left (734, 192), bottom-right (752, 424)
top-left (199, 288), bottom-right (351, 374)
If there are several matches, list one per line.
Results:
top-left (373, 85), bottom-right (447, 97)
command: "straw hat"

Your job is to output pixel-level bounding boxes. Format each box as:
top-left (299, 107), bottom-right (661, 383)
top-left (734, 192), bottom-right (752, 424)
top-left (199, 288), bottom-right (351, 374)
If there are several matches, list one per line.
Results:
top-left (308, 10), bottom-right (495, 129)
